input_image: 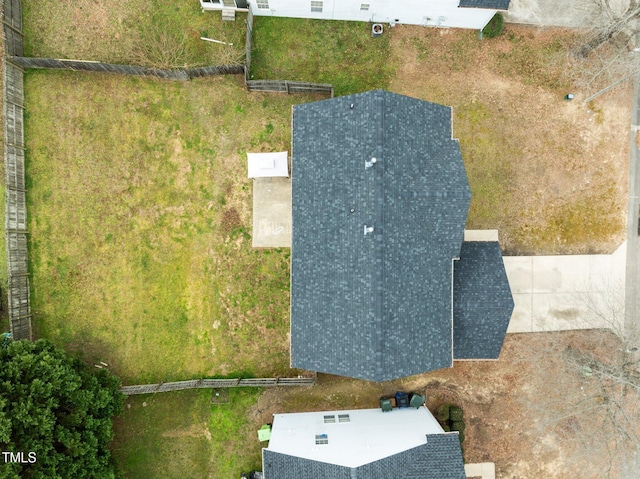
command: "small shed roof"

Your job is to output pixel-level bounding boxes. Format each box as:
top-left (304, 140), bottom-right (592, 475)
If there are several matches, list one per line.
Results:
top-left (248, 151), bottom-right (289, 178)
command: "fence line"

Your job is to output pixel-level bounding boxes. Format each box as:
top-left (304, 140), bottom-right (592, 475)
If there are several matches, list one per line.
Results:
top-left (8, 57), bottom-right (244, 80)
top-left (244, 6), bottom-right (253, 84)
top-left (246, 79), bottom-right (334, 96)
top-left (120, 376), bottom-right (316, 395)
top-left (2, 0), bottom-right (31, 339)
top-left (3, 0), bottom-right (23, 56)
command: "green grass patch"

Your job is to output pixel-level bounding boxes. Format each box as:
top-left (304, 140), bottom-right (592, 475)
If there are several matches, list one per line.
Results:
top-left (24, 70), bottom-right (316, 383)
top-left (111, 388), bottom-right (263, 479)
top-left (22, 0), bottom-right (245, 67)
top-left (250, 17), bottom-right (394, 96)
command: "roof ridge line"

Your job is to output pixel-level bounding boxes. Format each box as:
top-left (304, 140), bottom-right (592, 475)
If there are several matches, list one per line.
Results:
top-left (374, 92), bottom-right (385, 379)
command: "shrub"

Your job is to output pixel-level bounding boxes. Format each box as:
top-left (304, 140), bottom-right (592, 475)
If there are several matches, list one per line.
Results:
top-left (451, 420), bottom-right (466, 432)
top-left (458, 431), bottom-right (465, 444)
top-left (449, 405), bottom-right (464, 422)
top-left (482, 13), bottom-right (504, 39)
top-left (443, 424), bottom-right (451, 432)
top-left (435, 403), bottom-right (451, 422)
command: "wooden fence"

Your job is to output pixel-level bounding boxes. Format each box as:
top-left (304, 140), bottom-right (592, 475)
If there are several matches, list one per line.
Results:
top-left (3, 0), bottom-right (31, 340)
top-left (3, 0), bottom-right (23, 57)
top-left (120, 376), bottom-right (316, 395)
top-left (246, 79), bottom-right (334, 96)
top-left (8, 57), bottom-right (244, 80)
top-left (245, 6), bottom-right (253, 84)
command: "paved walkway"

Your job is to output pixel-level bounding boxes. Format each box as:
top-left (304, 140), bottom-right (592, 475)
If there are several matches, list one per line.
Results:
top-left (465, 463), bottom-right (495, 479)
top-left (505, 242), bottom-right (626, 334)
top-left (252, 178), bottom-right (292, 248)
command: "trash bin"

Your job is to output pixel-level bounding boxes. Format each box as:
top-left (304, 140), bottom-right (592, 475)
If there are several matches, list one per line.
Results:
top-left (380, 397), bottom-right (393, 412)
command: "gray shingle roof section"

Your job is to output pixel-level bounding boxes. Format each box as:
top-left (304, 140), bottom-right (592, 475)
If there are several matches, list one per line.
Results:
top-left (262, 450), bottom-right (351, 479)
top-left (291, 90), bottom-right (471, 382)
top-left (263, 434), bottom-right (466, 479)
top-left (458, 0), bottom-right (511, 10)
top-left (453, 241), bottom-right (514, 359)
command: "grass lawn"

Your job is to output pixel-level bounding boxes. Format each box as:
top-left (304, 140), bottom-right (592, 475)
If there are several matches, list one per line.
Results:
top-left (250, 17), bottom-right (395, 96)
top-left (22, 0), bottom-right (245, 67)
top-left (24, 70), bottom-right (322, 384)
top-left (111, 388), bottom-right (264, 479)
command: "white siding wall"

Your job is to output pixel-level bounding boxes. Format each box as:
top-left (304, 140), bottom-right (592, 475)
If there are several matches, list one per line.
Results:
top-left (247, 0), bottom-right (496, 30)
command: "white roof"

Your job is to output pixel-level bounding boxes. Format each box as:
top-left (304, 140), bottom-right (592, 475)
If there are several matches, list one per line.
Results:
top-left (266, 406), bottom-right (444, 468)
top-left (247, 151), bottom-right (289, 178)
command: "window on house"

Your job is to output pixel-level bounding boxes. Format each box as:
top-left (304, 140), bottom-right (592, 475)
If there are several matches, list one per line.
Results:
top-left (360, 3), bottom-right (370, 10)
top-left (311, 1), bottom-right (323, 12)
top-left (256, 0), bottom-right (269, 9)
top-left (338, 414), bottom-right (351, 423)
top-left (323, 415), bottom-right (336, 424)
top-left (315, 434), bottom-right (329, 445)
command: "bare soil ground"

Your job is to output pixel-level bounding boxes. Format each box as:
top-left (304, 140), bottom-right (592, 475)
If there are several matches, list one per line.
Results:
top-left (249, 331), bottom-right (634, 478)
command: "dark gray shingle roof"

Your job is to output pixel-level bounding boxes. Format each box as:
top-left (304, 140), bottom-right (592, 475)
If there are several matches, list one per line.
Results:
top-left (263, 434), bottom-right (466, 479)
top-left (291, 90), bottom-right (470, 382)
top-left (458, 0), bottom-right (511, 10)
top-left (453, 241), bottom-right (514, 359)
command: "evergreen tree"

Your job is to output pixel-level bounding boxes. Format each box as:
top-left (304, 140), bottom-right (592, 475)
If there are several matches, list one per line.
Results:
top-left (0, 339), bottom-right (123, 478)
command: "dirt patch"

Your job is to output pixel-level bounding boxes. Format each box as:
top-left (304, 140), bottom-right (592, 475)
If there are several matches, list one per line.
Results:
top-left (248, 331), bottom-right (635, 478)
top-left (220, 207), bottom-right (242, 236)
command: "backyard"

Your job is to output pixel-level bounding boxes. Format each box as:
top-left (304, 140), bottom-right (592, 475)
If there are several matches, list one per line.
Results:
top-left (14, 3), bottom-right (635, 479)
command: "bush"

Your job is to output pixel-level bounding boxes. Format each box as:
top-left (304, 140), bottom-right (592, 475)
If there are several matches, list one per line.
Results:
top-left (435, 403), bottom-right (451, 421)
top-left (458, 431), bottom-right (465, 444)
top-left (482, 13), bottom-right (504, 39)
top-left (449, 405), bottom-right (464, 422)
top-left (443, 424), bottom-right (451, 432)
top-left (451, 420), bottom-right (466, 432)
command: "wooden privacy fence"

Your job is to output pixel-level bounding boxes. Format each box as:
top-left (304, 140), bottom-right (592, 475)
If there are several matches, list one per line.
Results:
top-left (120, 376), bottom-right (316, 395)
top-left (8, 57), bottom-right (244, 80)
top-left (245, 6), bottom-right (253, 83)
top-left (3, 0), bottom-right (23, 56)
top-left (3, 0), bottom-right (31, 340)
top-left (246, 79), bottom-right (334, 96)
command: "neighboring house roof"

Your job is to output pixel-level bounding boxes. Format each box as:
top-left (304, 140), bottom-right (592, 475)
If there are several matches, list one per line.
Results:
top-left (262, 408), bottom-right (465, 479)
top-left (264, 439), bottom-right (465, 479)
top-left (458, 0), bottom-right (511, 10)
top-left (291, 90), bottom-right (471, 382)
top-left (453, 241), bottom-right (514, 359)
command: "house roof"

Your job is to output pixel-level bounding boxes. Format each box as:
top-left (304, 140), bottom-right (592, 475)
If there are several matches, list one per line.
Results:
top-left (458, 0), bottom-right (511, 10)
top-left (453, 241), bottom-right (514, 359)
top-left (263, 435), bottom-right (465, 479)
top-left (291, 90), bottom-right (471, 382)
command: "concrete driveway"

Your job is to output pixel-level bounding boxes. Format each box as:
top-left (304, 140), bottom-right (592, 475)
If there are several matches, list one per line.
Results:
top-left (504, 0), bottom-right (598, 27)
top-left (505, 242), bottom-right (626, 334)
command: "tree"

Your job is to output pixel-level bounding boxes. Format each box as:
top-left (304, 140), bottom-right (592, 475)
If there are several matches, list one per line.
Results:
top-left (522, 280), bottom-right (640, 478)
top-left (0, 339), bottom-right (124, 479)
top-left (571, 0), bottom-right (640, 97)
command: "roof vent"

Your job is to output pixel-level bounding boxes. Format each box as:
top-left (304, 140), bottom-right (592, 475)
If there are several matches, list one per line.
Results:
top-left (364, 225), bottom-right (374, 235)
top-left (365, 157), bottom-right (377, 169)
top-left (350, 103), bottom-right (354, 109)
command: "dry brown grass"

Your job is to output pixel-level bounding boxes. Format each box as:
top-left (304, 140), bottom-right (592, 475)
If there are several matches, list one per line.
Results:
top-left (388, 24), bottom-right (630, 254)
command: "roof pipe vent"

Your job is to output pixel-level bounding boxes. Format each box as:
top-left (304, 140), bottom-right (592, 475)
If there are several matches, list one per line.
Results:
top-left (364, 225), bottom-right (374, 235)
top-left (365, 157), bottom-right (377, 169)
